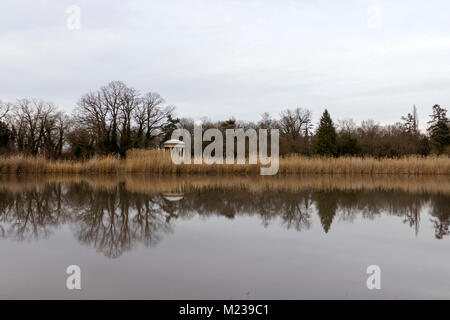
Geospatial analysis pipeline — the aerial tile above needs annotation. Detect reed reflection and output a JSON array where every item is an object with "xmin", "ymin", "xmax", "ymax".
[{"xmin": 0, "ymin": 176, "xmax": 448, "ymax": 258}]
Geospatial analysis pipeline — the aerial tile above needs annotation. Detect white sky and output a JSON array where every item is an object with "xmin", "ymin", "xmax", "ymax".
[{"xmin": 1, "ymin": 0, "xmax": 449, "ymax": 128}]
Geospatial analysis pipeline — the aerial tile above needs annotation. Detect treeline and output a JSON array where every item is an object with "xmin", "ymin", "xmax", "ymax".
[
  {"xmin": 0, "ymin": 81, "xmax": 449, "ymax": 158},
  {"xmin": 0, "ymin": 81, "xmax": 178, "ymax": 158}
]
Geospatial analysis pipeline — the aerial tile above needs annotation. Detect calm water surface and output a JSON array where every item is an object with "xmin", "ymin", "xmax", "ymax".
[{"xmin": 0, "ymin": 175, "xmax": 449, "ymax": 299}]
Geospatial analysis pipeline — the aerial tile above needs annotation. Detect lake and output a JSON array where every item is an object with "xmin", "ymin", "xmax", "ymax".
[{"xmin": 0, "ymin": 175, "xmax": 449, "ymax": 299}]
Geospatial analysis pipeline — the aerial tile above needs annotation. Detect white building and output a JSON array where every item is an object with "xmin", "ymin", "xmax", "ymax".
[{"xmin": 162, "ymin": 139, "xmax": 185, "ymax": 158}]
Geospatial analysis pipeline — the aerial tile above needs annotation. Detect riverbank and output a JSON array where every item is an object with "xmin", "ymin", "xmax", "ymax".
[{"xmin": 0, "ymin": 150, "xmax": 449, "ymax": 175}]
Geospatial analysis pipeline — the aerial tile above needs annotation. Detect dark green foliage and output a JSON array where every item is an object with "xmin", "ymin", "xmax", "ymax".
[
  {"xmin": 427, "ymin": 105, "xmax": 450, "ymax": 154},
  {"xmin": 416, "ymin": 135, "xmax": 431, "ymax": 156},
  {"xmin": 338, "ymin": 132, "xmax": 360, "ymax": 156},
  {"xmin": 314, "ymin": 110, "xmax": 338, "ymax": 156},
  {"xmin": 220, "ymin": 118, "xmax": 237, "ymax": 131},
  {"xmin": 160, "ymin": 115, "xmax": 180, "ymax": 146},
  {"xmin": 0, "ymin": 121, "xmax": 12, "ymax": 150}
]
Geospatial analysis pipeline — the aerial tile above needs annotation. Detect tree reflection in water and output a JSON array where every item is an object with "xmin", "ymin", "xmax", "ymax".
[{"xmin": 0, "ymin": 176, "xmax": 448, "ymax": 258}]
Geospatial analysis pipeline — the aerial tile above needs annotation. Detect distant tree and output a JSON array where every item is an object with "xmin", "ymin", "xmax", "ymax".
[
  {"xmin": 0, "ymin": 121, "xmax": 12, "ymax": 151},
  {"xmin": 338, "ymin": 133, "xmax": 360, "ymax": 156},
  {"xmin": 401, "ymin": 105, "xmax": 419, "ymax": 135},
  {"xmin": 8, "ymin": 99, "xmax": 61, "ymax": 157},
  {"xmin": 356, "ymin": 120, "xmax": 380, "ymax": 156},
  {"xmin": 134, "ymin": 92, "xmax": 175, "ymax": 149},
  {"xmin": 178, "ymin": 117, "xmax": 195, "ymax": 135},
  {"xmin": 427, "ymin": 105, "xmax": 450, "ymax": 154},
  {"xmin": 52, "ymin": 113, "xmax": 71, "ymax": 157},
  {"xmin": 416, "ymin": 134, "xmax": 431, "ymax": 156},
  {"xmin": 0, "ymin": 100, "xmax": 12, "ymax": 152},
  {"xmin": 397, "ymin": 105, "xmax": 431, "ymax": 156},
  {"xmin": 278, "ymin": 108, "xmax": 313, "ymax": 154},
  {"xmin": 337, "ymin": 119, "xmax": 360, "ymax": 156},
  {"xmin": 75, "ymin": 81, "xmax": 176, "ymax": 157},
  {"xmin": 0, "ymin": 100, "xmax": 10, "ymax": 122},
  {"xmin": 220, "ymin": 118, "xmax": 237, "ymax": 131},
  {"xmin": 66, "ymin": 127, "xmax": 95, "ymax": 158},
  {"xmin": 314, "ymin": 110, "xmax": 338, "ymax": 156},
  {"xmin": 257, "ymin": 112, "xmax": 277, "ymax": 129},
  {"xmin": 279, "ymin": 108, "xmax": 312, "ymax": 140},
  {"xmin": 160, "ymin": 114, "xmax": 180, "ymax": 146}
]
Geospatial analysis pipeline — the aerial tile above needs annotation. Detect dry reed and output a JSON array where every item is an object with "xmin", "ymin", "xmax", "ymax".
[{"xmin": 0, "ymin": 150, "xmax": 449, "ymax": 175}]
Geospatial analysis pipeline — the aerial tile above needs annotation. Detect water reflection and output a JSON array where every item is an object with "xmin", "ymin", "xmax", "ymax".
[{"xmin": 0, "ymin": 175, "xmax": 449, "ymax": 258}]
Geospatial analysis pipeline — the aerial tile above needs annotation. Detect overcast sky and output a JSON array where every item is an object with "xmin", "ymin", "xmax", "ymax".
[{"xmin": 1, "ymin": 0, "xmax": 449, "ymax": 128}]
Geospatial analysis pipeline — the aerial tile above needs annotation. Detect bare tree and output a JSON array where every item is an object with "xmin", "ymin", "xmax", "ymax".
[
  {"xmin": 139, "ymin": 92, "xmax": 174, "ymax": 147},
  {"xmin": 279, "ymin": 108, "xmax": 312, "ymax": 140},
  {"xmin": 74, "ymin": 81, "xmax": 176, "ymax": 156},
  {"xmin": 0, "ymin": 100, "xmax": 10, "ymax": 121},
  {"xmin": 257, "ymin": 112, "xmax": 277, "ymax": 129},
  {"xmin": 279, "ymin": 108, "xmax": 312, "ymax": 154},
  {"xmin": 7, "ymin": 99, "xmax": 64, "ymax": 156},
  {"xmin": 118, "ymin": 85, "xmax": 139, "ymax": 153},
  {"xmin": 52, "ymin": 112, "xmax": 72, "ymax": 157}
]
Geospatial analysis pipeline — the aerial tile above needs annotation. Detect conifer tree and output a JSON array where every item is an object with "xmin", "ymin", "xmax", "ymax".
[
  {"xmin": 427, "ymin": 105, "xmax": 449, "ymax": 154},
  {"xmin": 314, "ymin": 109, "xmax": 338, "ymax": 156}
]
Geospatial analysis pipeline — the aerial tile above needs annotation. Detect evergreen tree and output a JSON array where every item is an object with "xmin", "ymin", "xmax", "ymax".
[
  {"xmin": 0, "ymin": 121, "xmax": 11, "ymax": 150},
  {"xmin": 314, "ymin": 109, "xmax": 338, "ymax": 156},
  {"xmin": 161, "ymin": 114, "xmax": 180, "ymax": 145},
  {"xmin": 220, "ymin": 118, "xmax": 237, "ymax": 131},
  {"xmin": 427, "ymin": 105, "xmax": 450, "ymax": 154}
]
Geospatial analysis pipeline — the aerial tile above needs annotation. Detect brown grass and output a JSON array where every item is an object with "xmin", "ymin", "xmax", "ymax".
[{"xmin": 0, "ymin": 150, "xmax": 449, "ymax": 175}]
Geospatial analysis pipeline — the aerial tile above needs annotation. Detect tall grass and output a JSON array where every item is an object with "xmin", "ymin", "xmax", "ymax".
[{"xmin": 0, "ymin": 150, "xmax": 449, "ymax": 175}]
